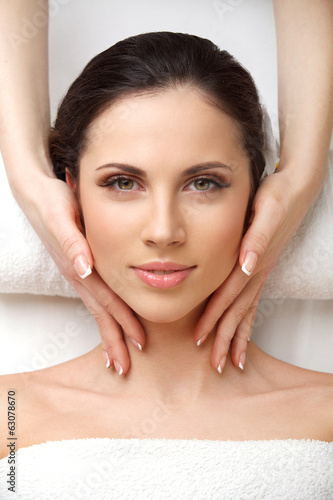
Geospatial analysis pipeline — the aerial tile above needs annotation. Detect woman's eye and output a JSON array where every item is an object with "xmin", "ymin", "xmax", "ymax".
[
  {"xmin": 193, "ymin": 179, "xmax": 212, "ymax": 191},
  {"xmin": 99, "ymin": 176, "xmax": 139, "ymax": 191},
  {"xmin": 186, "ymin": 177, "xmax": 231, "ymax": 192},
  {"xmin": 116, "ymin": 178, "xmax": 134, "ymax": 190}
]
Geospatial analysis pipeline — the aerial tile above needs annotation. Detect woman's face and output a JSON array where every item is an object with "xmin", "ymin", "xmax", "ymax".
[{"xmin": 76, "ymin": 88, "xmax": 251, "ymax": 323}]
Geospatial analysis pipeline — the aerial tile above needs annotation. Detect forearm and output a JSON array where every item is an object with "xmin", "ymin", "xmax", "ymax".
[
  {"xmin": 0, "ymin": 0, "xmax": 52, "ymax": 190},
  {"xmin": 273, "ymin": 0, "xmax": 333, "ymax": 199}
]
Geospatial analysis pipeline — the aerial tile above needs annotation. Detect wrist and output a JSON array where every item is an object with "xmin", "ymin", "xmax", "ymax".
[
  {"xmin": 5, "ymin": 155, "xmax": 56, "ymax": 204},
  {"xmin": 276, "ymin": 154, "xmax": 328, "ymax": 204}
]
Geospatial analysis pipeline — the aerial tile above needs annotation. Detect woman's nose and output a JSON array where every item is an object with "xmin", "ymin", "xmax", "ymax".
[{"xmin": 140, "ymin": 195, "xmax": 186, "ymax": 249}]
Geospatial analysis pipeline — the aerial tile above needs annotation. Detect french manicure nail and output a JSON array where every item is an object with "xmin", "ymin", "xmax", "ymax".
[
  {"xmin": 241, "ymin": 251, "xmax": 258, "ymax": 276},
  {"xmin": 103, "ymin": 350, "xmax": 111, "ymax": 369},
  {"xmin": 113, "ymin": 360, "xmax": 123, "ymax": 376},
  {"xmin": 74, "ymin": 255, "xmax": 92, "ymax": 279},
  {"xmin": 196, "ymin": 334, "xmax": 208, "ymax": 347},
  {"xmin": 239, "ymin": 351, "xmax": 246, "ymax": 370},
  {"xmin": 129, "ymin": 337, "xmax": 142, "ymax": 351},
  {"xmin": 217, "ymin": 356, "xmax": 226, "ymax": 374}
]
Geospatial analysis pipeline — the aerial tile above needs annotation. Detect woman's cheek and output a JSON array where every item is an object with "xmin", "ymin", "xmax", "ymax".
[
  {"xmin": 203, "ymin": 203, "xmax": 247, "ymax": 280},
  {"xmin": 82, "ymin": 201, "xmax": 124, "ymax": 279}
]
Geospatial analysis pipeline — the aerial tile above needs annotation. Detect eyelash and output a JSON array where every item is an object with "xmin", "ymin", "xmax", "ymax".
[{"xmin": 98, "ymin": 174, "xmax": 231, "ymax": 193}]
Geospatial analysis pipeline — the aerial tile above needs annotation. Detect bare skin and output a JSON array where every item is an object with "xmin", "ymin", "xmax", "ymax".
[
  {"xmin": 0, "ymin": 337, "xmax": 333, "ymax": 460},
  {"xmin": 1, "ymin": 1, "xmax": 332, "ymax": 374},
  {"xmin": 1, "ymin": 70, "xmax": 332, "ymax": 463}
]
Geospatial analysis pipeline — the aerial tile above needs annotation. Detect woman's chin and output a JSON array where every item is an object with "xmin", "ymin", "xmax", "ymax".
[
  {"xmin": 134, "ymin": 308, "xmax": 191, "ymax": 325},
  {"xmin": 128, "ymin": 298, "xmax": 209, "ymax": 327}
]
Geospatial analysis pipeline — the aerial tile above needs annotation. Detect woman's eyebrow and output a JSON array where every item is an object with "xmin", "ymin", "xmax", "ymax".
[
  {"xmin": 96, "ymin": 163, "xmax": 146, "ymax": 177},
  {"xmin": 183, "ymin": 161, "xmax": 233, "ymax": 176},
  {"xmin": 95, "ymin": 161, "xmax": 233, "ymax": 176}
]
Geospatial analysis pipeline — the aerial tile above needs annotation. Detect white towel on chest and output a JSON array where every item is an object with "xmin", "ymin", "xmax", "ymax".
[{"xmin": 0, "ymin": 438, "xmax": 332, "ymax": 499}]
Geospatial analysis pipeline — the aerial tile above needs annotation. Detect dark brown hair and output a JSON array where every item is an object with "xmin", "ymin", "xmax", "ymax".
[{"xmin": 49, "ymin": 31, "xmax": 265, "ymax": 195}]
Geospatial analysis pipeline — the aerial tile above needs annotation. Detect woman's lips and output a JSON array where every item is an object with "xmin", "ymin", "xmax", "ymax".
[{"xmin": 131, "ymin": 262, "xmax": 196, "ymax": 289}]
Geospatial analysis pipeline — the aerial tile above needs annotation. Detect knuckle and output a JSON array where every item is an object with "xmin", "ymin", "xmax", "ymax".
[
  {"xmin": 96, "ymin": 290, "xmax": 113, "ymax": 310},
  {"xmin": 105, "ymin": 295, "xmax": 125, "ymax": 320},
  {"xmin": 91, "ymin": 310, "xmax": 108, "ymax": 330},
  {"xmin": 255, "ymin": 191, "xmax": 287, "ymax": 223},
  {"xmin": 222, "ymin": 292, "xmax": 240, "ymax": 312},
  {"xmin": 231, "ymin": 306, "xmax": 249, "ymax": 326},
  {"xmin": 247, "ymin": 301, "xmax": 259, "ymax": 319},
  {"xmin": 62, "ymin": 234, "xmax": 81, "ymax": 260},
  {"xmin": 250, "ymin": 232, "xmax": 270, "ymax": 256},
  {"xmin": 235, "ymin": 320, "xmax": 252, "ymax": 341},
  {"xmin": 215, "ymin": 324, "xmax": 233, "ymax": 349}
]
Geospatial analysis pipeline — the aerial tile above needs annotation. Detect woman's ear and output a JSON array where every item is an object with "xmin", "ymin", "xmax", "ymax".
[{"xmin": 65, "ymin": 169, "xmax": 77, "ymax": 192}]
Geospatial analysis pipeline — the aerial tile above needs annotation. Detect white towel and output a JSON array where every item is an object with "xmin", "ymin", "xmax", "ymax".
[
  {"xmin": 261, "ymin": 150, "xmax": 333, "ymax": 299},
  {"xmin": 1, "ymin": 151, "xmax": 333, "ymax": 299},
  {"xmin": 0, "ymin": 438, "xmax": 332, "ymax": 499}
]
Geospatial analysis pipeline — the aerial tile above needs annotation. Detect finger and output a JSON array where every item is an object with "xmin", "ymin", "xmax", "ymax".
[
  {"xmin": 100, "ymin": 316, "xmax": 129, "ymax": 376},
  {"xmin": 239, "ymin": 190, "xmax": 287, "ymax": 276},
  {"xmin": 49, "ymin": 199, "xmax": 94, "ymax": 280},
  {"xmin": 82, "ymin": 271, "xmax": 145, "ymax": 348},
  {"xmin": 194, "ymin": 263, "xmax": 249, "ymax": 344},
  {"xmin": 210, "ymin": 273, "xmax": 264, "ymax": 371},
  {"xmin": 229, "ymin": 283, "xmax": 265, "ymax": 369},
  {"xmin": 71, "ymin": 279, "xmax": 131, "ymax": 375}
]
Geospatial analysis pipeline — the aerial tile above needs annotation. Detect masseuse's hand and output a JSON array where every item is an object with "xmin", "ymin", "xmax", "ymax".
[
  {"xmin": 0, "ymin": 0, "xmax": 143, "ymax": 375},
  {"xmin": 195, "ymin": 0, "xmax": 333, "ymax": 373},
  {"xmin": 18, "ymin": 164, "xmax": 145, "ymax": 374},
  {"xmin": 194, "ymin": 163, "xmax": 325, "ymax": 372}
]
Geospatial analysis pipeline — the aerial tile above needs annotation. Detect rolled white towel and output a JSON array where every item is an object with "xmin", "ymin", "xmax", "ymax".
[
  {"xmin": 0, "ymin": 158, "xmax": 77, "ymax": 298},
  {"xmin": 0, "ymin": 437, "xmax": 332, "ymax": 499},
  {"xmin": 261, "ymin": 150, "xmax": 333, "ymax": 299}
]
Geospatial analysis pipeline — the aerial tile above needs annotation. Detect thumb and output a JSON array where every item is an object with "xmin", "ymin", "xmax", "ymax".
[
  {"xmin": 54, "ymin": 216, "xmax": 94, "ymax": 280},
  {"xmin": 239, "ymin": 197, "xmax": 283, "ymax": 276}
]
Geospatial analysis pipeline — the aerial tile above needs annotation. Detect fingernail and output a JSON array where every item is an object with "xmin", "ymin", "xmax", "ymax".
[
  {"xmin": 74, "ymin": 255, "xmax": 92, "ymax": 279},
  {"xmin": 196, "ymin": 334, "xmax": 208, "ymax": 347},
  {"xmin": 217, "ymin": 356, "xmax": 226, "ymax": 374},
  {"xmin": 239, "ymin": 351, "xmax": 246, "ymax": 371},
  {"xmin": 103, "ymin": 350, "xmax": 111, "ymax": 369},
  {"xmin": 113, "ymin": 360, "xmax": 123, "ymax": 376},
  {"xmin": 241, "ymin": 251, "xmax": 258, "ymax": 276},
  {"xmin": 129, "ymin": 337, "xmax": 142, "ymax": 351}
]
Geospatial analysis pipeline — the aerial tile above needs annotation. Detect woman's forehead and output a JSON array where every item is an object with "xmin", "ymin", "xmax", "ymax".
[{"xmin": 83, "ymin": 88, "xmax": 246, "ymax": 166}]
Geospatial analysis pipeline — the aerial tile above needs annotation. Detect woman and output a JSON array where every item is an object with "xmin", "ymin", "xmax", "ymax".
[
  {"xmin": 0, "ymin": 32, "xmax": 332, "ymax": 499},
  {"xmin": 1, "ymin": 0, "xmax": 332, "ymax": 374}
]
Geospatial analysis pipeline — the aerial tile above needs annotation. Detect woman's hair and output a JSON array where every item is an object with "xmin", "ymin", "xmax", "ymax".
[{"xmin": 49, "ymin": 31, "xmax": 265, "ymax": 196}]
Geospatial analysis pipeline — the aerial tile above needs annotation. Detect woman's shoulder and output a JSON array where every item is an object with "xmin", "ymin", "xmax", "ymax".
[
  {"xmin": 274, "ymin": 355, "xmax": 333, "ymax": 388},
  {"xmin": 266, "ymin": 353, "xmax": 333, "ymax": 434},
  {"xmin": 257, "ymin": 343, "xmax": 333, "ymax": 387},
  {"xmin": 290, "ymin": 370, "xmax": 333, "ymax": 441},
  {"xmin": 0, "ymin": 349, "xmax": 125, "ymax": 458},
  {"xmin": 0, "ymin": 361, "xmax": 83, "ymax": 459},
  {"xmin": 267, "ymin": 351, "xmax": 333, "ymax": 397}
]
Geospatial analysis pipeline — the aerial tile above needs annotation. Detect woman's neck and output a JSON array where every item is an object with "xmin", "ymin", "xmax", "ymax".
[{"xmin": 88, "ymin": 304, "xmax": 269, "ymax": 405}]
